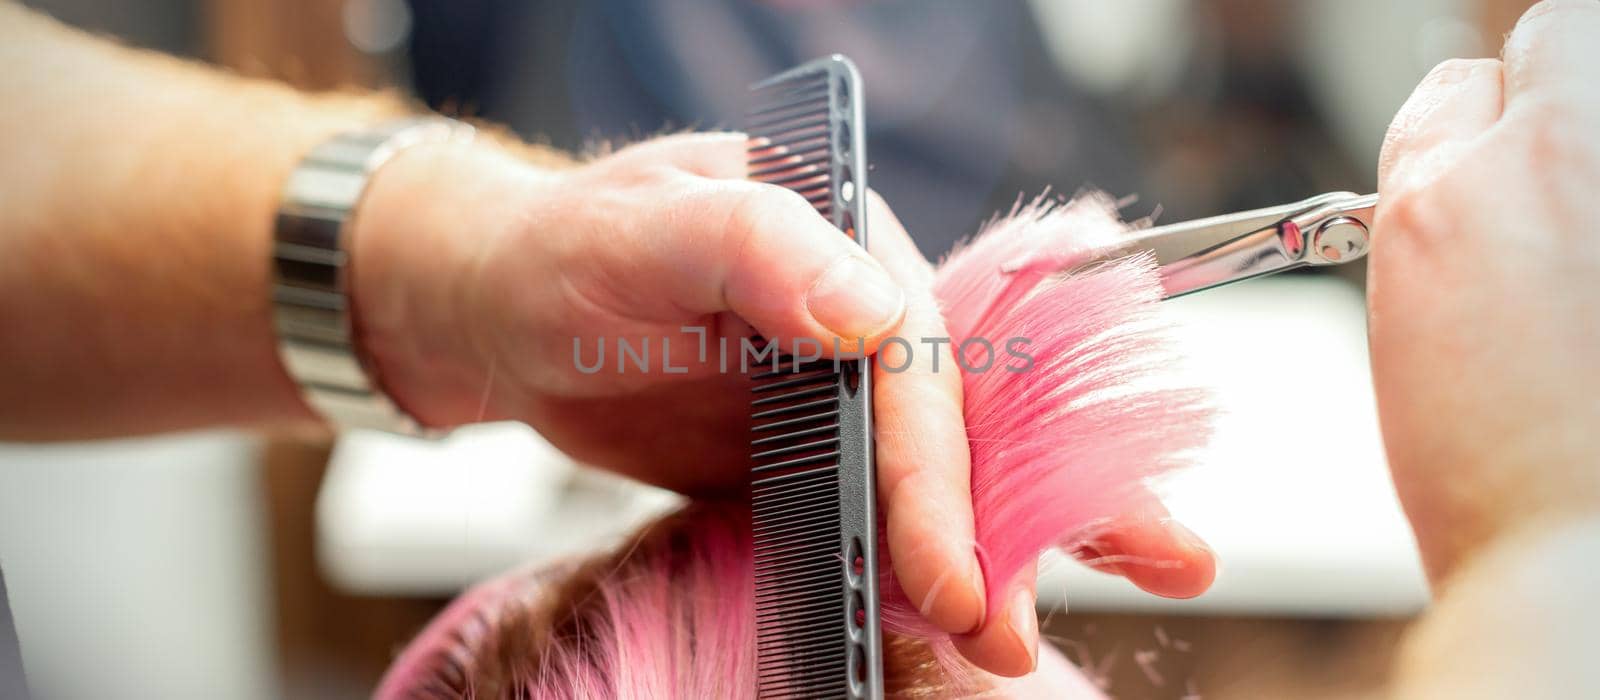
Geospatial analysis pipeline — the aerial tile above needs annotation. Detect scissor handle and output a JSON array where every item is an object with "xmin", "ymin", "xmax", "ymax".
[{"xmin": 1104, "ymin": 192, "xmax": 1377, "ymax": 299}]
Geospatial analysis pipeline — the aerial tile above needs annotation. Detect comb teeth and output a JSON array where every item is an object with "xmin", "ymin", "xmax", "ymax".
[{"xmin": 747, "ymin": 56, "xmax": 882, "ymax": 700}]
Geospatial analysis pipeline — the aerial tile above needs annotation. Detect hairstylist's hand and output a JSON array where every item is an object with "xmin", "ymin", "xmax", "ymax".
[
  {"xmin": 349, "ymin": 131, "xmax": 908, "ymax": 487},
  {"xmin": 348, "ymin": 131, "xmax": 1213, "ymax": 676},
  {"xmin": 1370, "ymin": 0, "xmax": 1600, "ymax": 586}
]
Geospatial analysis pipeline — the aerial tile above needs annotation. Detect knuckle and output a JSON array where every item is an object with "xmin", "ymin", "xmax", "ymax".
[
  {"xmin": 695, "ymin": 184, "xmax": 782, "ymax": 272},
  {"xmin": 1379, "ymin": 189, "xmax": 1426, "ymax": 237},
  {"xmin": 1378, "ymin": 184, "xmax": 1455, "ymax": 253},
  {"xmin": 659, "ymin": 181, "xmax": 724, "ymax": 239},
  {"xmin": 721, "ymin": 183, "xmax": 811, "ymax": 241},
  {"xmin": 1426, "ymin": 57, "xmax": 1481, "ymax": 84},
  {"xmin": 621, "ymin": 165, "xmax": 676, "ymax": 189},
  {"xmin": 583, "ymin": 154, "xmax": 653, "ymax": 187},
  {"xmin": 753, "ymin": 181, "xmax": 816, "ymax": 215},
  {"xmin": 1507, "ymin": 1, "xmax": 1600, "ymax": 60},
  {"xmin": 720, "ymin": 184, "xmax": 774, "ymax": 242},
  {"xmin": 879, "ymin": 457, "xmax": 932, "ymax": 508},
  {"xmin": 1518, "ymin": 0, "xmax": 1593, "ymax": 28}
]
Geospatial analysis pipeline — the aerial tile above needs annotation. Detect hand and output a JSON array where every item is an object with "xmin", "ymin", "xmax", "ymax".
[
  {"xmin": 351, "ymin": 132, "xmax": 907, "ymax": 488},
  {"xmin": 349, "ymin": 132, "xmax": 1213, "ymax": 675},
  {"xmin": 1370, "ymin": 0, "xmax": 1600, "ymax": 586}
]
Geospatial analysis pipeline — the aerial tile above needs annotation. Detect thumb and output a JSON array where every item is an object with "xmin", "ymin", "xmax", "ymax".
[
  {"xmin": 694, "ymin": 182, "xmax": 908, "ymax": 354},
  {"xmin": 577, "ymin": 133, "xmax": 907, "ymax": 354},
  {"xmin": 651, "ymin": 180, "xmax": 909, "ymax": 354},
  {"xmin": 606, "ymin": 131, "xmax": 750, "ymax": 179}
]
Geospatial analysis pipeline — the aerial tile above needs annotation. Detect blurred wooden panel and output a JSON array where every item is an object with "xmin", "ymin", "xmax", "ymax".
[
  {"xmin": 1043, "ymin": 612, "xmax": 1408, "ymax": 699},
  {"xmin": 262, "ymin": 436, "xmax": 445, "ymax": 699},
  {"xmin": 204, "ymin": 0, "xmax": 376, "ymax": 89}
]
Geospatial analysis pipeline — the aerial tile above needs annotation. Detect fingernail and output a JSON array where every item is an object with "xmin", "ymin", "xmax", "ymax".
[
  {"xmin": 959, "ymin": 554, "xmax": 988, "ymax": 634},
  {"xmin": 1170, "ymin": 521, "xmax": 1212, "ymax": 555},
  {"xmin": 806, "ymin": 256, "xmax": 905, "ymax": 340},
  {"xmin": 1007, "ymin": 586, "xmax": 1039, "ymax": 673}
]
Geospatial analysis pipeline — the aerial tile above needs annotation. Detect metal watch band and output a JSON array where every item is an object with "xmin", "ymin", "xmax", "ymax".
[{"xmin": 271, "ymin": 117, "xmax": 474, "ymax": 435}]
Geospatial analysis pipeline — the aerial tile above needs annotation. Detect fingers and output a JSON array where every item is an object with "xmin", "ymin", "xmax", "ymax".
[
  {"xmin": 589, "ymin": 134, "xmax": 909, "ymax": 355},
  {"xmin": 1067, "ymin": 495, "xmax": 1216, "ymax": 599},
  {"xmin": 952, "ymin": 560, "xmax": 1039, "ymax": 678},
  {"xmin": 864, "ymin": 194, "xmax": 988, "ymax": 640},
  {"xmin": 605, "ymin": 131, "xmax": 749, "ymax": 179},
  {"xmin": 628, "ymin": 178, "xmax": 907, "ymax": 355},
  {"xmin": 1502, "ymin": 0, "xmax": 1600, "ymax": 106},
  {"xmin": 1378, "ymin": 58, "xmax": 1504, "ymax": 193},
  {"xmin": 713, "ymin": 183, "xmax": 908, "ymax": 350}
]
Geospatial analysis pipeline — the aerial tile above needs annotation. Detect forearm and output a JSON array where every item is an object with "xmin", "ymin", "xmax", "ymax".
[
  {"xmin": 1394, "ymin": 515, "xmax": 1600, "ymax": 698},
  {"xmin": 0, "ymin": 5, "xmax": 407, "ymax": 438}
]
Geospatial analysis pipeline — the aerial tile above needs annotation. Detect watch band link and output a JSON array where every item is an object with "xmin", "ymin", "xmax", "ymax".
[{"xmin": 272, "ymin": 117, "xmax": 474, "ymax": 435}]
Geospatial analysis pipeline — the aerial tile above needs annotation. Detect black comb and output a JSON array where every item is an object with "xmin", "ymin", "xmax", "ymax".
[{"xmin": 746, "ymin": 55, "xmax": 883, "ymax": 700}]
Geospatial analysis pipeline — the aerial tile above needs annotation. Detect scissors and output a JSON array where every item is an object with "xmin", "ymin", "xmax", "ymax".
[{"xmin": 1098, "ymin": 192, "xmax": 1379, "ymax": 298}]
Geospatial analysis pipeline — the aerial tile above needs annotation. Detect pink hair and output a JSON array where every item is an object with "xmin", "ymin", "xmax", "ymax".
[
  {"xmin": 378, "ymin": 194, "xmax": 1212, "ymax": 698},
  {"xmin": 879, "ymin": 193, "xmax": 1212, "ymax": 663}
]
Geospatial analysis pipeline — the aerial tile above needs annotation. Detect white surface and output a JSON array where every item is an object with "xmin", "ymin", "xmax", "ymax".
[
  {"xmin": 316, "ymin": 422, "xmax": 682, "ymax": 595},
  {"xmin": 1037, "ymin": 276, "xmax": 1429, "ymax": 616},
  {"xmin": 0, "ymin": 432, "xmax": 276, "ymax": 700}
]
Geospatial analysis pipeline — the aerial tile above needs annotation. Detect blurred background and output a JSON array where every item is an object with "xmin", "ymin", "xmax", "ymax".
[{"xmin": 0, "ymin": 1, "xmax": 1533, "ymax": 698}]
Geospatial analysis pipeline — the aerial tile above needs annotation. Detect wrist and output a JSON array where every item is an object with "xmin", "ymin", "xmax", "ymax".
[
  {"xmin": 252, "ymin": 104, "xmax": 412, "ymax": 426},
  {"xmin": 1397, "ymin": 433, "xmax": 1600, "ymax": 586},
  {"xmin": 1396, "ymin": 515, "xmax": 1600, "ymax": 698},
  {"xmin": 346, "ymin": 138, "xmax": 551, "ymax": 428}
]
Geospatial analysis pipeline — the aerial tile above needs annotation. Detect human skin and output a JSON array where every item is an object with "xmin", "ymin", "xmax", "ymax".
[
  {"xmin": 0, "ymin": 3, "xmax": 1212, "ymax": 676},
  {"xmin": 7, "ymin": 0, "xmax": 1599, "ymax": 689},
  {"xmin": 1370, "ymin": 0, "xmax": 1600, "ymax": 695},
  {"xmin": 1370, "ymin": 0, "xmax": 1600, "ymax": 586},
  {"xmin": 356, "ymin": 138, "xmax": 1216, "ymax": 676}
]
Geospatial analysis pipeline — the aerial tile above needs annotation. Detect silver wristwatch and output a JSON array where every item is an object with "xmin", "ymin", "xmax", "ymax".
[{"xmin": 271, "ymin": 117, "xmax": 474, "ymax": 435}]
